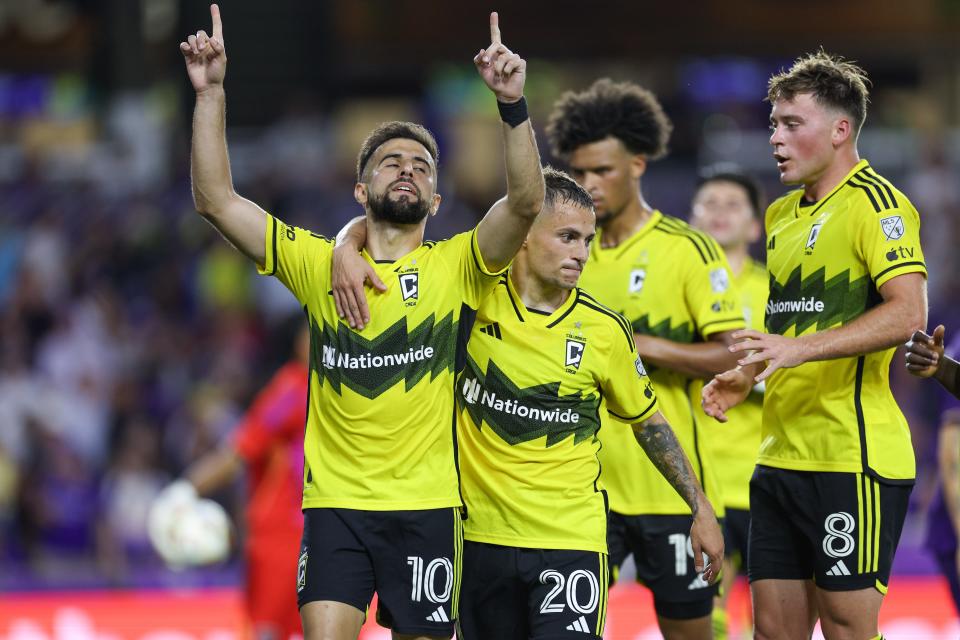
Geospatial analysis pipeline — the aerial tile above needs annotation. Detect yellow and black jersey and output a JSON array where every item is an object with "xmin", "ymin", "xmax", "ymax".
[
  {"xmin": 761, "ymin": 160, "xmax": 926, "ymax": 482},
  {"xmin": 258, "ymin": 214, "xmax": 505, "ymax": 510},
  {"xmin": 696, "ymin": 257, "xmax": 768, "ymax": 510},
  {"xmin": 578, "ymin": 211, "xmax": 744, "ymax": 515},
  {"xmin": 456, "ymin": 279, "xmax": 659, "ymax": 553}
]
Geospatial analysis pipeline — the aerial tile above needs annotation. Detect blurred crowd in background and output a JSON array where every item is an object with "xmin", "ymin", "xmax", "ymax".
[{"xmin": 2, "ymin": 0, "xmax": 960, "ymax": 591}]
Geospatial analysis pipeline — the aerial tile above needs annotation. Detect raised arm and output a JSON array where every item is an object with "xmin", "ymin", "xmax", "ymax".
[
  {"xmin": 472, "ymin": 12, "xmax": 545, "ymax": 272},
  {"xmin": 181, "ymin": 4, "xmax": 268, "ymax": 266},
  {"xmin": 632, "ymin": 412, "xmax": 723, "ymax": 581}
]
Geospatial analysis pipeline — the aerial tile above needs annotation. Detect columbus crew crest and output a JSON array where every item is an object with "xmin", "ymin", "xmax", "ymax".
[
  {"xmin": 565, "ymin": 338, "xmax": 585, "ymax": 372},
  {"xmin": 399, "ymin": 272, "xmax": 419, "ymax": 304}
]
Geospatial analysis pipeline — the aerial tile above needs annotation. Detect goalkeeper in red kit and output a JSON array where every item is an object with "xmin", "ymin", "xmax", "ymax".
[{"xmin": 156, "ymin": 320, "xmax": 309, "ymax": 640}]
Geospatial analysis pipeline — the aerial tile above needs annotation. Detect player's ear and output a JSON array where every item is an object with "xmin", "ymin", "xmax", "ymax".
[
  {"xmin": 429, "ymin": 193, "xmax": 441, "ymax": 217},
  {"xmin": 832, "ymin": 116, "xmax": 852, "ymax": 147},
  {"xmin": 354, "ymin": 182, "xmax": 368, "ymax": 206},
  {"xmin": 630, "ymin": 154, "xmax": 647, "ymax": 181}
]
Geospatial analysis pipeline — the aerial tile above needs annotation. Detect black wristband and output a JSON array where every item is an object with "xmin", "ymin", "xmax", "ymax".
[{"xmin": 497, "ymin": 97, "xmax": 528, "ymax": 128}]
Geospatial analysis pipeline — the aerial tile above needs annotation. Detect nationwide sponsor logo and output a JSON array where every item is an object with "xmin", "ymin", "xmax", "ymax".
[
  {"xmin": 766, "ymin": 297, "xmax": 825, "ymax": 315},
  {"xmin": 710, "ymin": 268, "xmax": 730, "ymax": 293},
  {"xmin": 885, "ymin": 246, "xmax": 915, "ymax": 262},
  {"xmin": 629, "ymin": 268, "xmax": 646, "ymax": 294},
  {"xmin": 457, "ymin": 357, "xmax": 601, "ymax": 446},
  {"xmin": 321, "ymin": 344, "xmax": 434, "ymax": 370},
  {"xmin": 310, "ymin": 313, "xmax": 455, "ymax": 398},
  {"xmin": 880, "ymin": 215, "xmax": 904, "ymax": 240},
  {"xmin": 461, "ymin": 376, "xmax": 583, "ymax": 425}
]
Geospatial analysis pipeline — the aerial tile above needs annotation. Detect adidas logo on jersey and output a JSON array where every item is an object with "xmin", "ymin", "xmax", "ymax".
[
  {"xmin": 480, "ymin": 323, "xmax": 502, "ymax": 339},
  {"xmin": 565, "ymin": 616, "xmax": 590, "ymax": 633},
  {"xmin": 826, "ymin": 559, "xmax": 851, "ymax": 576},
  {"xmin": 425, "ymin": 606, "xmax": 449, "ymax": 623}
]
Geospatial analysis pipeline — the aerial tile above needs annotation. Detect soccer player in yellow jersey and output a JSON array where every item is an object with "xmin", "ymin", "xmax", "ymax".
[
  {"xmin": 689, "ymin": 168, "xmax": 768, "ymax": 639},
  {"xmin": 334, "ymin": 169, "xmax": 725, "ymax": 639},
  {"xmin": 180, "ymin": 8, "xmax": 545, "ymax": 640},
  {"xmin": 546, "ymin": 80, "xmax": 743, "ymax": 639},
  {"xmin": 703, "ymin": 52, "xmax": 928, "ymax": 640}
]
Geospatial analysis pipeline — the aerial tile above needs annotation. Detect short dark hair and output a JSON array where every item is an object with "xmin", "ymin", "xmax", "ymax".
[
  {"xmin": 542, "ymin": 166, "xmax": 594, "ymax": 212},
  {"xmin": 697, "ymin": 164, "xmax": 764, "ymax": 218},
  {"xmin": 356, "ymin": 121, "xmax": 439, "ymax": 182},
  {"xmin": 546, "ymin": 78, "xmax": 672, "ymax": 159},
  {"xmin": 767, "ymin": 50, "xmax": 871, "ymax": 137}
]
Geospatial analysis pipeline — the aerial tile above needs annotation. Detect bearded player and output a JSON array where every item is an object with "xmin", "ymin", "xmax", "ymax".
[{"xmin": 180, "ymin": 7, "xmax": 544, "ymax": 640}]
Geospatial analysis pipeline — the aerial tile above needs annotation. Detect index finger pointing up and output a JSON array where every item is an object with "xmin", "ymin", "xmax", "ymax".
[
  {"xmin": 211, "ymin": 4, "xmax": 223, "ymax": 40},
  {"xmin": 489, "ymin": 11, "xmax": 501, "ymax": 45}
]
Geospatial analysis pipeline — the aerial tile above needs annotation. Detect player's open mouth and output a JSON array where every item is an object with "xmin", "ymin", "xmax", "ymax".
[
  {"xmin": 391, "ymin": 182, "xmax": 419, "ymax": 197},
  {"xmin": 773, "ymin": 154, "xmax": 788, "ymax": 169}
]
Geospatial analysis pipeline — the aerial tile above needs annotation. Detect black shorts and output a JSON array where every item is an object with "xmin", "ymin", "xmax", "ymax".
[
  {"xmin": 607, "ymin": 512, "xmax": 717, "ymax": 619},
  {"xmin": 723, "ymin": 507, "xmax": 750, "ymax": 572},
  {"xmin": 457, "ymin": 541, "xmax": 608, "ymax": 640},
  {"xmin": 748, "ymin": 465, "xmax": 911, "ymax": 593},
  {"xmin": 297, "ymin": 507, "xmax": 463, "ymax": 636}
]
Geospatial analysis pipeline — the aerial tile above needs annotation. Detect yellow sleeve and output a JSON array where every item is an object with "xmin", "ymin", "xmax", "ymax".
[
  {"xmin": 257, "ymin": 214, "xmax": 333, "ymax": 305},
  {"xmin": 437, "ymin": 229, "xmax": 510, "ymax": 309},
  {"xmin": 601, "ymin": 315, "xmax": 660, "ymax": 424},
  {"xmin": 685, "ymin": 235, "xmax": 746, "ymax": 339},
  {"xmin": 855, "ymin": 203, "xmax": 927, "ymax": 289}
]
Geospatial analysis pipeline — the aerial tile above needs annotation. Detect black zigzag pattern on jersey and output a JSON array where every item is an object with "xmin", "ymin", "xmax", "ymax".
[
  {"xmin": 631, "ymin": 315, "xmax": 695, "ymax": 344},
  {"xmin": 765, "ymin": 266, "xmax": 876, "ymax": 335},
  {"xmin": 309, "ymin": 312, "xmax": 456, "ymax": 398},
  {"xmin": 456, "ymin": 355, "xmax": 601, "ymax": 447},
  {"xmin": 654, "ymin": 215, "xmax": 721, "ymax": 264}
]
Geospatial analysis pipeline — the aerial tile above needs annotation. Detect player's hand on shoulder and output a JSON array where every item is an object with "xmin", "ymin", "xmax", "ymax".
[
  {"xmin": 148, "ymin": 480, "xmax": 232, "ymax": 569},
  {"xmin": 905, "ymin": 324, "xmax": 945, "ymax": 378},
  {"xmin": 472, "ymin": 12, "xmax": 526, "ymax": 103},
  {"xmin": 179, "ymin": 4, "xmax": 227, "ymax": 93},
  {"xmin": 331, "ymin": 243, "xmax": 386, "ymax": 331}
]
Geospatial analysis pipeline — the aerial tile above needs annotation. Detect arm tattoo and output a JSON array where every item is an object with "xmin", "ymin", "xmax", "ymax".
[{"xmin": 633, "ymin": 418, "xmax": 701, "ymax": 516}]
